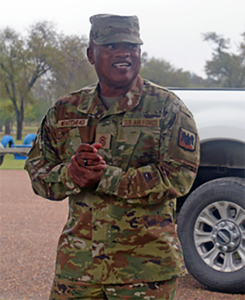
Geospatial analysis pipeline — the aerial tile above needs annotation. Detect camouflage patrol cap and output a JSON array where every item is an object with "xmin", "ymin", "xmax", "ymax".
[{"xmin": 89, "ymin": 14, "xmax": 143, "ymax": 45}]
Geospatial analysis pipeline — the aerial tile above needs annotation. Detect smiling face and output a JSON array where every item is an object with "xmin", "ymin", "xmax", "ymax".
[{"xmin": 87, "ymin": 42, "xmax": 141, "ymax": 96}]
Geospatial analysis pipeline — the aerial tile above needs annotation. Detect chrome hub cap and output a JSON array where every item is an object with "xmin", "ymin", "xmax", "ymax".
[
  {"xmin": 194, "ymin": 201, "xmax": 245, "ymax": 272},
  {"xmin": 212, "ymin": 220, "xmax": 241, "ymax": 252}
]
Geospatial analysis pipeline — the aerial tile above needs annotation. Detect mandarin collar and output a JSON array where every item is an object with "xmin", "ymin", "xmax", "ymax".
[{"xmin": 77, "ymin": 75, "xmax": 143, "ymax": 118}]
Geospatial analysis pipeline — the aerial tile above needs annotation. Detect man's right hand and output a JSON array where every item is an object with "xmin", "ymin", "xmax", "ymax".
[{"xmin": 68, "ymin": 143, "xmax": 107, "ymax": 188}]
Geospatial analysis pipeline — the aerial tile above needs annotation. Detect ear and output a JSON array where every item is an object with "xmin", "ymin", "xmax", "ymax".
[{"xmin": 87, "ymin": 47, "xmax": 94, "ymax": 65}]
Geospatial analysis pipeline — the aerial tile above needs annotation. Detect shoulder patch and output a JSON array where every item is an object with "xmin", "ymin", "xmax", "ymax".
[{"xmin": 178, "ymin": 127, "xmax": 197, "ymax": 151}]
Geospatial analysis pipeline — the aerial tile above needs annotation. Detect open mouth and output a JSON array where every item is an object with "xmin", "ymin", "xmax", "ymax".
[{"xmin": 112, "ymin": 62, "xmax": 131, "ymax": 68}]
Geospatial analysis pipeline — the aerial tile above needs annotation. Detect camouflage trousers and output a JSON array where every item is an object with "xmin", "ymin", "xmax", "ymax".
[{"xmin": 49, "ymin": 275, "xmax": 177, "ymax": 300}]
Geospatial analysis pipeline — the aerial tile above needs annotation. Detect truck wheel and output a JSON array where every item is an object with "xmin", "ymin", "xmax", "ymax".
[{"xmin": 177, "ymin": 177, "xmax": 245, "ymax": 293}]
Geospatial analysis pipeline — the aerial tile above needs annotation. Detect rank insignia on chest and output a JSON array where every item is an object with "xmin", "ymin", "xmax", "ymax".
[
  {"xmin": 178, "ymin": 127, "xmax": 197, "ymax": 151},
  {"xmin": 95, "ymin": 133, "xmax": 111, "ymax": 149}
]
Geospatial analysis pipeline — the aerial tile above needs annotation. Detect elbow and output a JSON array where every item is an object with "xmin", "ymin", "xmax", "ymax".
[{"xmin": 32, "ymin": 184, "xmax": 66, "ymax": 201}]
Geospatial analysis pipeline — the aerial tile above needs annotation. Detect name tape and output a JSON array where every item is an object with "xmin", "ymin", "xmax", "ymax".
[
  {"xmin": 57, "ymin": 119, "xmax": 88, "ymax": 128},
  {"xmin": 122, "ymin": 119, "xmax": 160, "ymax": 127}
]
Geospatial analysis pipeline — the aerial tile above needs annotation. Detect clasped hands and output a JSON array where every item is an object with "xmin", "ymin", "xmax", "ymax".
[{"xmin": 68, "ymin": 143, "xmax": 106, "ymax": 188}]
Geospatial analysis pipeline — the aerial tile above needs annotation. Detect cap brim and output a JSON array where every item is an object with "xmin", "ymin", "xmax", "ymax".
[{"xmin": 93, "ymin": 33, "xmax": 143, "ymax": 45}]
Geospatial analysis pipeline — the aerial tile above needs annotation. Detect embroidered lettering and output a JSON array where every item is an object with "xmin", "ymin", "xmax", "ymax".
[
  {"xmin": 122, "ymin": 119, "xmax": 159, "ymax": 127},
  {"xmin": 57, "ymin": 119, "xmax": 88, "ymax": 128}
]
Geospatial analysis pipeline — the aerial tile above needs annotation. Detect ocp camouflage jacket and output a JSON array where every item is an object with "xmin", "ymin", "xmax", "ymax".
[{"xmin": 25, "ymin": 75, "xmax": 200, "ymax": 284}]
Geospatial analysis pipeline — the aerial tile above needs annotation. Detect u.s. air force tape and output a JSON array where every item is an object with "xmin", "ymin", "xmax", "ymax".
[{"xmin": 122, "ymin": 119, "xmax": 160, "ymax": 127}]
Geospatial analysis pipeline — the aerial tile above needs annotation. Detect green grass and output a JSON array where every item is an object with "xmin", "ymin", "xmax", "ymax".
[{"xmin": 0, "ymin": 154, "xmax": 26, "ymax": 170}]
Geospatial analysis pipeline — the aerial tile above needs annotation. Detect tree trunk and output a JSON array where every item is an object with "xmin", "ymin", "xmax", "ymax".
[
  {"xmin": 5, "ymin": 121, "xmax": 11, "ymax": 134},
  {"xmin": 16, "ymin": 115, "xmax": 23, "ymax": 140},
  {"xmin": 16, "ymin": 97, "xmax": 24, "ymax": 140}
]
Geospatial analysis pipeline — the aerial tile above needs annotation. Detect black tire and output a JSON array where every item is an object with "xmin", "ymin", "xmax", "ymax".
[{"xmin": 177, "ymin": 177, "xmax": 245, "ymax": 294}]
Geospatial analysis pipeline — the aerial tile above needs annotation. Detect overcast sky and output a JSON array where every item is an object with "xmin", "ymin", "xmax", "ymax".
[{"xmin": 1, "ymin": 0, "xmax": 244, "ymax": 78}]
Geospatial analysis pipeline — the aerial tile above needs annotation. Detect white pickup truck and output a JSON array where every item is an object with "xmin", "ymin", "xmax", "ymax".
[{"xmin": 172, "ymin": 88, "xmax": 245, "ymax": 294}]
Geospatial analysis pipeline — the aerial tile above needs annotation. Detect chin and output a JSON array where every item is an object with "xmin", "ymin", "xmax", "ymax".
[{"xmin": 113, "ymin": 74, "xmax": 137, "ymax": 85}]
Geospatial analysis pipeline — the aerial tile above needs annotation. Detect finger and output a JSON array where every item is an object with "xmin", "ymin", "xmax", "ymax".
[
  {"xmin": 75, "ymin": 153, "xmax": 104, "ymax": 166},
  {"xmin": 92, "ymin": 143, "xmax": 102, "ymax": 150},
  {"xmin": 76, "ymin": 143, "xmax": 98, "ymax": 154},
  {"xmin": 70, "ymin": 155, "xmax": 101, "ymax": 171},
  {"xmin": 83, "ymin": 158, "xmax": 106, "ymax": 167},
  {"xmin": 71, "ymin": 155, "xmax": 80, "ymax": 168},
  {"xmin": 68, "ymin": 157, "xmax": 105, "ymax": 188},
  {"xmin": 81, "ymin": 158, "xmax": 106, "ymax": 168},
  {"xmin": 88, "ymin": 164, "xmax": 107, "ymax": 171}
]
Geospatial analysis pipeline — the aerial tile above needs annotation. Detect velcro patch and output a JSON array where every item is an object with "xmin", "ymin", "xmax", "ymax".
[
  {"xmin": 178, "ymin": 128, "xmax": 197, "ymax": 151},
  {"xmin": 57, "ymin": 119, "xmax": 88, "ymax": 128},
  {"xmin": 122, "ymin": 119, "xmax": 160, "ymax": 127},
  {"xmin": 95, "ymin": 133, "xmax": 111, "ymax": 149}
]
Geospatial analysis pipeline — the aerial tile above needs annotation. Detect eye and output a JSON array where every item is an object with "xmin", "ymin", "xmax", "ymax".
[
  {"xmin": 124, "ymin": 43, "xmax": 138, "ymax": 51},
  {"xmin": 127, "ymin": 43, "xmax": 138, "ymax": 50},
  {"xmin": 106, "ymin": 44, "xmax": 115, "ymax": 50}
]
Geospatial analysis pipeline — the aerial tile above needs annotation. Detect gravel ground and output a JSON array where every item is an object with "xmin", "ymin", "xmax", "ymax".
[{"xmin": 0, "ymin": 170, "xmax": 243, "ymax": 300}]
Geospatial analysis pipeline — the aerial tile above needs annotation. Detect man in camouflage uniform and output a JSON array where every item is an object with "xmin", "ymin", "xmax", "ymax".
[{"xmin": 25, "ymin": 14, "xmax": 199, "ymax": 300}]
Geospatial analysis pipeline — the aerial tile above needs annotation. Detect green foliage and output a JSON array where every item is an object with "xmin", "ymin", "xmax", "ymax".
[
  {"xmin": 32, "ymin": 99, "xmax": 51, "ymax": 122},
  {"xmin": 24, "ymin": 104, "xmax": 37, "ymax": 123},
  {"xmin": 203, "ymin": 32, "xmax": 245, "ymax": 87},
  {"xmin": 0, "ymin": 21, "xmax": 96, "ymax": 140},
  {"xmin": 0, "ymin": 98, "xmax": 15, "ymax": 123},
  {"xmin": 0, "ymin": 98, "xmax": 15, "ymax": 134},
  {"xmin": 140, "ymin": 52, "xmax": 191, "ymax": 87},
  {"xmin": 0, "ymin": 23, "xmax": 58, "ymax": 139},
  {"xmin": 50, "ymin": 34, "xmax": 97, "ymax": 98},
  {"xmin": 24, "ymin": 96, "xmax": 51, "ymax": 123},
  {"xmin": 30, "ymin": 35, "xmax": 98, "ymax": 116}
]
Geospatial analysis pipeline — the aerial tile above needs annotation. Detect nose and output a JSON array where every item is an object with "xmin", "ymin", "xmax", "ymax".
[{"xmin": 115, "ymin": 46, "xmax": 130, "ymax": 57}]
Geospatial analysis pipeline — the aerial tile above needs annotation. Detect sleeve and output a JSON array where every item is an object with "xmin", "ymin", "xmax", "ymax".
[
  {"xmin": 95, "ymin": 94, "xmax": 200, "ymax": 206},
  {"xmin": 24, "ymin": 106, "xmax": 81, "ymax": 200}
]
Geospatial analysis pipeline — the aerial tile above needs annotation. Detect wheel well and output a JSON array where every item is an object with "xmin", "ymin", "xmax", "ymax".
[
  {"xmin": 200, "ymin": 139, "xmax": 245, "ymax": 168},
  {"xmin": 177, "ymin": 139, "xmax": 245, "ymax": 212}
]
